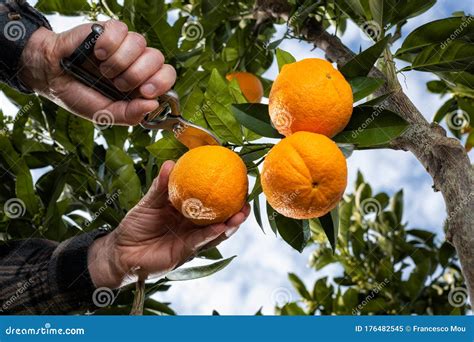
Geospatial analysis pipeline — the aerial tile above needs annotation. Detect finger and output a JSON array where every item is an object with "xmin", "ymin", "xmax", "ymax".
[
  {"xmin": 199, "ymin": 225, "xmax": 241, "ymax": 251},
  {"xmin": 114, "ymin": 48, "xmax": 165, "ymax": 92},
  {"xmin": 100, "ymin": 32, "xmax": 148, "ymax": 78},
  {"xmin": 104, "ymin": 97, "xmax": 159, "ymax": 125},
  {"xmin": 139, "ymin": 64, "xmax": 177, "ymax": 99},
  {"xmin": 225, "ymin": 204, "xmax": 251, "ymax": 227},
  {"xmin": 190, "ymin": 224, "xmax": 229, "ymax": 251},
  {"xmin": 56, "ymin": 23, "xmax": 100, "ymax": 58},
  {"xmin": 139, "ymin": 161, "xmax": 175, "ymax": 208},
  {"xmin": 94, "ymin": 19, "xmax": 129, "ymax": 60},
  {"xmin": 51, "ymin": 74, "xmax": 158, "ymax": 125}
]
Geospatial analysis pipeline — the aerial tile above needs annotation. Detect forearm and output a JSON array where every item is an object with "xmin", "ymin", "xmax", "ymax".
[{"xmin": 0, "ymin": 230, "xmax": 108, "ymax": 314}]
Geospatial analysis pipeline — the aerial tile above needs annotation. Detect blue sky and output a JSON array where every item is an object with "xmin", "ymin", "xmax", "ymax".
[{"xmin": 3, "ymin": 0, "xmax": 472, "ymax": 315}]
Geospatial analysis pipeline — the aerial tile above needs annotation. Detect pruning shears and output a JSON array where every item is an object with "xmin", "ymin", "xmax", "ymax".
[{"xmin": 60, "ymin": 24, "xmax": 220, "ymax": 149}]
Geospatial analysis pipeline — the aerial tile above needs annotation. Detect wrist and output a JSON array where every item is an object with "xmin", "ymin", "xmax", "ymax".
[
  {"xmin": 19, "ymin": 27, "xmax": 58, "ymax": 93},
  {"xmin": 88, "ymin": 231, "xmax": 126, "ymax": 289}
]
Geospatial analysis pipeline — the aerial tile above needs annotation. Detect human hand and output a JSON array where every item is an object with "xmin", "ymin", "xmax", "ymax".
[
  {"xmin": 87, "ymin": 161, "xmax": 250, "ymax": 288},
  {"xmin": 19, "ymin": 20, "xmax": 176, "ymax": 125}
]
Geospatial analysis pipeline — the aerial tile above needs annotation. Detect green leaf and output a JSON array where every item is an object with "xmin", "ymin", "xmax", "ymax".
[
  {"xmin": 0, "ymin": 136, "xmax": 40, "ymax": 215},
  {"xmin": 334, "ymin": 105, "xmax": 409, "ymax": 148},
  {"xmin": 35, "ymin": 0, "xmax": 91, "ymax": 15},
  {"xmin": 401, "ymin": 40, "xmax": 474, "ymax": 73},
  {"xmin": 146, "ymin": 134, "xmax": 187, "ymax": 165},
  {"xmin": 340, "ymin": 35, "xmax": 391, "ymax": 78},
  {"xmin": 276, "ymin": 48, "xmax": 296, "ymax": 71},
  {"xmin": 203, "ymin": 96, "xmax": 243, "ymax": 144},
  {"xmin": 102, "ymin": 126, "xmax": 129, "ymax": 148},
  {"xmin": 106, "ymin": 146, "xmax": 141, "ymax": 210},
  {"xmin": 426, "ymin": 80, "xmax": 449, "ymax": 94},
  {"xmin": 166, "ymin": 256, "xmax": 236, "ymax": 281},
  {"xmin": 144, "ymin": 299, "xmax": 176, "ymax": 315},
  {"xmin": 390, "ymin": 189, "xmax": 404, "ymax": 224},
  {"xmin": 253, "ymin": 196, "xmax": 264, "ymax": 233},
  {"xmin": 196, "ymin": 247, "xmax": 223, "ymax": 260},
  {"xmin": 279, "ymin": 303, "xmax": 306, "ymax": 315},
  {"xmin": 288, "ymin": 273, "xmax": 312, "ymax": 300},
  {"xmin": 248, "ymin": 173, "xmax": 263, "ymax": 202},
  {"xmin": 439, "ymin": 242, "xmax": 456, "ymax": 267},
  {"xmin": 396, "ymin": 17, "xmax": 474, "ymax": 58},
  {"xmin": 266, "ymin": 201, "xmax": 278, "ymax": 236},
  {"xmin": 349, "ymin": 77, "xmax": 385, "ymax": 102},
  {"xmin": 433, "ymin": 98, "xmax": 457, "ymax": 123},
  {"xmin": 405, "ymin": 258, "xmax": 431, "ymax": 299},
  {"xmin": 268, "ymin": 203, "xmax": 311, "ymax": 253},
  {"xmin": 232, "ymin": 104, "xmax": 283, "ymax": 138},
  {"xmin": 317, "ymin": 207, "xmax": 339, "ymax": 252}
]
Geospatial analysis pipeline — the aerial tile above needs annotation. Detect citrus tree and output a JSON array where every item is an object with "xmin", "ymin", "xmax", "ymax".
[
  {"xmin": 0, "ymin": 0, "xmax": 472, "ymax": 313},
  {"xmin": 276, "ymin": 172, "xmax": 468, "ymax": 315}
]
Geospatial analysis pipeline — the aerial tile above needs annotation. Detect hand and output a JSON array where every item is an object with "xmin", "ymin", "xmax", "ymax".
[
  {"xmin": 19, "ymin": 20, "xmax": 176, "ymax": 125},
  {"xmin": 88, "ymin": 161, "xmax": 251, "ymax": 288}
]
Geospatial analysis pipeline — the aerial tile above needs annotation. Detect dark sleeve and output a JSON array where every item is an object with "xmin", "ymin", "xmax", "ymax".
[
  {"xmin": 0, "ymin": 229, "xmax": 109, "ymax": 314},
  {"xmin": 0, "ymin": 0, "xmax": 51, "ymax": 93}
]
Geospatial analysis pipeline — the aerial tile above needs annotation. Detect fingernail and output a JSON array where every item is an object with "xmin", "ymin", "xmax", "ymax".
[
  {"xmin": 141, "ymin": 83, "xmax": 157, "ymax": 97},
  {"xmin": 225, "ymin": 227, "xmax": 239, "ymax": 238},
  {"xmin": 96, "ymin": 48, "xmax": 107, "ymax": 60},
  {"xmin": 115, "ymin": 78, "xmax": 128, "ymax": 90}
]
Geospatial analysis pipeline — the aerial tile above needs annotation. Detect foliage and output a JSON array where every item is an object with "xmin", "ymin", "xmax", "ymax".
[
  {"xmin": 0, "ymin": 0, "xmax": 471, "ymax": 314},
  {"xmin": 276, "ymin": 173, "xmax": 469, "ymax": 315}
]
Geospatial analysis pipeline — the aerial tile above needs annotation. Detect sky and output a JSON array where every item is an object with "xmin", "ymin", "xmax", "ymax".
[{"xmin": 3, "ymin": 0, "xmax": 473, "ymax": 315}]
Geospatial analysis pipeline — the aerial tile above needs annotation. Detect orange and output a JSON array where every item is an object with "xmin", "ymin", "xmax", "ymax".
[
  {"xmin": 269, "ymin": 58, "xmax": 353, "ymax": 137},
  {"xmin": 168, "ymin": 145, "xmax": 248, "ymax": 226},
  {"xmin": 226, "ymin": 72, "xmax": 264, "ymax": 103},
  {"xmin": 261, "ymin": 132, "xmax": 347, "ymax": 219}
]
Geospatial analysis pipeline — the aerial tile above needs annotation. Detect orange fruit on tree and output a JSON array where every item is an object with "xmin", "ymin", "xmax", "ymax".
[
  {"xmin": 226, "ymin": 72, "xmax": 264, "ymax": 103},
  {"xmin": 269, "ymin": 58, "xmax": 353, "ymax": 137},
  {"xmin": 168, "ymin": 145, "xmax": 248, "ymax": 226},
  {"xmin": 261, "ymin": 131, "xmax": 347, "ymax": 219}
]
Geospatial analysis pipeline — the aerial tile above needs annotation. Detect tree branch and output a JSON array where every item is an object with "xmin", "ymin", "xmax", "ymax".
[{"xmin": 257, "ymin": 2, "xmax": 474, "ymax": 308}]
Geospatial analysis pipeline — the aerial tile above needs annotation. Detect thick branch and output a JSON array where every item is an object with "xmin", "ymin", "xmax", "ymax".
[{"xmin": 256, "ymin": 2, "xmax": 474, "ymax": 308}]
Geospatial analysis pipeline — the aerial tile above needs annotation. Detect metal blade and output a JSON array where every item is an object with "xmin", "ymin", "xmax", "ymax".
[{"xmin": 173, "ymin": 120, "xmax": 221, "ymax": 149}]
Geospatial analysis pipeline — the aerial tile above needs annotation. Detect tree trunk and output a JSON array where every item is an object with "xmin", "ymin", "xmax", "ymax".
[{"xmin": 256, "ymin": 1, "xmax": 474, "ymax": 307}]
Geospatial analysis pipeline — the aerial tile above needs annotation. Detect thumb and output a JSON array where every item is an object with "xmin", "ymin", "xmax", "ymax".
[{"xmin": 139, "ymin": 161, "xmax": 175, "ymax": 208}]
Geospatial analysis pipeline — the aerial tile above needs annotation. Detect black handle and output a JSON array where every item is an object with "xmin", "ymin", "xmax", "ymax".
[{"xmin": 61, "ymin": 24, "xmax": 132, "ymax": 101}]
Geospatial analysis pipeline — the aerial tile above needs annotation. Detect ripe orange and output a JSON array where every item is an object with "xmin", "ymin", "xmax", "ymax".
[
  {"xmin": 168, "ymin": 145, "xmax": 248, "ymax": 226},
  {"xmin": 226, "ymin": 72, "xmax": 264, "ymax": 103},
  {"xmin": 269, "ymin": 58, "xmax": 353, "ymax": 137},
  {"xmin": 261, "ymin": 132, "xmax": 347, "ymax": 219}
]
